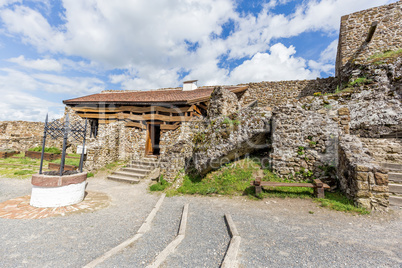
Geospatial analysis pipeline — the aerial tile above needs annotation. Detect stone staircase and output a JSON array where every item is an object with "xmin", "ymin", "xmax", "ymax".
[
  {"xmin": 107, "ymin": 157, "xmax": 158, "ymax": 184},
  {"xmin": 381, "ymin": 162, "xmax": 402, "ymax": 208}
]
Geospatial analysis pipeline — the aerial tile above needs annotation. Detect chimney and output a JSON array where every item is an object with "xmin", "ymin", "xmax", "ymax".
[{"xmin": 183, "ymin": 80, "xmax": 198, "ymax": 91}]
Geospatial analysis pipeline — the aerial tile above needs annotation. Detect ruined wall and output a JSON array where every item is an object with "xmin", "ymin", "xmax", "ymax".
[
  {"xmin": 270, "ymin": 103, "xmax": 350, "ymax": 185},
  {"xmin": 239, "ymin": 77, "xmax": 337, "ymax": 108},
  {"xmin": 84, "ymin": 121, "xmax": 123, "ymax": 172},
  {"xmin": 360, "ymin": 138, "xmax": 402, "ymax": 164},
  {"xmin": 335, "ymin": 1, "xmax": 402, "ymax": 76},
  {"xmin": 338, "ymin": 135, "xmax": 389, "ymax": 210}
]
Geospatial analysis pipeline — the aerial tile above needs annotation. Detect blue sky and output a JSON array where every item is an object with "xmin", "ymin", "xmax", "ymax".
[{"xmin": 0, "ymin": 0, "xmax": 397, "ymax": 121}]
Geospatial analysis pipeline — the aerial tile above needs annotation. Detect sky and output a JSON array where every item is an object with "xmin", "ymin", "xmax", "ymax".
[{"xmin": 0, "ymin": 0, "xmax": 397, "ymax": 121}]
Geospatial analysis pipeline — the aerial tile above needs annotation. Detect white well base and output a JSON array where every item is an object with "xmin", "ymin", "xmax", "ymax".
[{"xmin": 30, "ymin": 181, "xmax": 86, "ymax": 208}]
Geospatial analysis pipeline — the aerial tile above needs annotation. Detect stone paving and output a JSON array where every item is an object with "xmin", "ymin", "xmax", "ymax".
[{"xmin": 0, "ymin": 191, "xmax": 110, "ymax": 219}]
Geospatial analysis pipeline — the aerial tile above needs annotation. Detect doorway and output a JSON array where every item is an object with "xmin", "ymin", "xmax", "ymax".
[{"xmin": 145, "ymin": 123, "xmax": 161, "ymax": 156}]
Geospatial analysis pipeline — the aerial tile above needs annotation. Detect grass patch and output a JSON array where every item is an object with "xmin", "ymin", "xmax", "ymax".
[
  {"xmin": 368, "ymin": 48, "xmax": 402, "ymax": 64},
  {"xmin": 87, "ymin": 172, "xmax": 94, "ymax": 178},
  {"xmin": 171, "ymin": 158, "xmax": 261, "ymax": 196},
  {"xmin": 28, "ymin": 146, "xmax": 61, "ymax": 154},
  {"xmin": 315, "ymin": 192, "xmax": 370, "ymax": 215},
  {"xmin": 349, "ymin": 77, "xmax": 372, "ymax": 87},
  {"xmin": 150, "ymin": 176, "xmax": 171, "ymax": 191},
  {"xmin": 13, "ymin": 170, "xmax": 36, "ymax": 176},
  {"xmin": 51, "ymin": 158, "xmax": 81, "ymax": 167}
]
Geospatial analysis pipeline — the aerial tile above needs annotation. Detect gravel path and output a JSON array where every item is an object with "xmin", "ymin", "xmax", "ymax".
[
  {"xmin": 0, "ymin": 175, "xmax": 401, "ymax": 268},
  {"xmin": 99, "ymin": 196, "xmax": 184, "ymax": 267},
  {"xmin": 161, "ymin": 198, "xmax": 231, "ymax": 268},
  {"xmin": 0, "ymin": 175, "xmax": 160, "ymax": 267}
]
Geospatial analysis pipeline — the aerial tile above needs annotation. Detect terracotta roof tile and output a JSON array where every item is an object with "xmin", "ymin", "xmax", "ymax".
[{"xmin": 63, "ymin": 86, "xmax": 247, "ymax": 105}]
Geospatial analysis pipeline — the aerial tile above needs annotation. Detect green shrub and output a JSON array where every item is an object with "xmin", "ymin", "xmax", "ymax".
[{"xmin": 28, "ymin": 146, "xmax": 61, "ymax": 154}]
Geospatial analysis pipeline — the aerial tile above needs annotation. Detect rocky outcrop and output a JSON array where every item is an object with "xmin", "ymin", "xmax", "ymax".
[{"xmin": 208, "ymin": 86, "xmax": 240, "ymax": 118}]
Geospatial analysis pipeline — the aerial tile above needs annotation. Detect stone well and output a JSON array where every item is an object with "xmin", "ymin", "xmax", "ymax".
[{"xmin": 30, "ymin": 172, "xmax": 87, "ymax": 208}]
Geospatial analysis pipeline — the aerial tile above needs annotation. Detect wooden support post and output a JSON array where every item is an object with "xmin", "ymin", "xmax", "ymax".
[
  {"xmin": 254, "ymin": 177, "xmax": 262, "ymax": 195},
  {"xmin": 365, "ymin": 21, "xmax": 378, "ymax": 43},
  {"xmin": 313, "ymin": 179, "xmax": 325, "ymax": 198}
]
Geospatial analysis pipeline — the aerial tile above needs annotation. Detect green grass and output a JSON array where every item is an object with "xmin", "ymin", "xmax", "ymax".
[
  {"xmin": 51, "ymin": 158, "xmax": 81, "ymax": 167},
  {"xmin": 0, "ymin": 154, "xmax": 45, "ymax": 179},
  {"xmin": 368, "ymin": 48, "xmax": 402, "ymax": 64},
  {"xmin": 315, "ymin": 192, "xmax": 370, "ymax": 214},
  {"xmin": 349, "ymin": 77, "xmax": 372, "ymax": 87},
  {"xmin": 87, "ymin": 172, "xmax": 94, "ymax": 178},
  {"xmin": 28, "ymin": 146, "xmax": 61, "ymax": 154},
  {"xmin": 13, "ymin": 170, "xmax": 36, "ymax": 176},
  {"xmin": 150, "ymin": 176, "xmax": 171, "ymax": 191}
]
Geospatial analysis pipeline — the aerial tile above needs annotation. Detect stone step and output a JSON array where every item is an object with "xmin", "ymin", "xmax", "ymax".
[
  {"xmin": 107, "ymin": 175, "xmax": 140, "ymax": 184},
  {"xmin": 389, "ymin": 196, "xmax": 402, "ymax": 207},
  {"xmin": 112, "ymin": 171, "xmax": 146, "ymax": 179},
  {"xmin": 121, "ymin": 167, "xmax": 150, "ymax": 174},
  {"xmin": 131, "ymin": 160, "xmax": 158, "ymax": 167},
  {"xmin": 389, "ymin": 172, "xmax": 402, "ymax": 183},
  {"xmin": 127, "ymin": 164, "xmax": 155, "ymax": 170},
  {"xmin": 389, "ymin": 183, "xmax": 402, "ymax": 194},
  {"xmin": 380, "ymin": 162, "xmax": 402, "ymax": 171}
]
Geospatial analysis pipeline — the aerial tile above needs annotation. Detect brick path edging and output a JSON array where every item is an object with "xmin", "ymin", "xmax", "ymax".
[{"xmin": 0, "ymin": 191, "xmax": 110, "ymax": 219}]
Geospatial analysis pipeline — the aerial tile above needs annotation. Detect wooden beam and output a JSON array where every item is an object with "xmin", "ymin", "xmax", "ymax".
[
  {"xmin": 160, "ymin": 124, "xmax": 181, "ymax": 130},
  {"xmin": 73, "ymin": 105, "xmax": 192, "ymax": 114},
  {"xmin": 124, "ymin": 113, "xmax": 193, "ymax": 122},
  {"xmin": 125, "ymin": 122, "xmax": 146, "ymax": 129}
]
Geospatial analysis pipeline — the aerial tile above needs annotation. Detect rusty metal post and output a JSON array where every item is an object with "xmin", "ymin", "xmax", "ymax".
[
  {"xmin": 59, "ymin": 114, "xmax": 69, "ymax": 176},
  {"xmin": 39, "ymin": 114, "xmax": 48, "ymax": 174},
  {"xmin": 79, "ymin": 119, "xmax": 88, "ymax": 173}
]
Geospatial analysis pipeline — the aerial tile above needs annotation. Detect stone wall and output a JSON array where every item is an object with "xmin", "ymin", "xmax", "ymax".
[
  {"xmin": 360, "ymin": 138, "xmax": 402, "ymax": 164},
  {"xmin": 270, "ymin": 102, "xmax": 342, "ymax": 184},
  {"xmin": 335, "ymin": 1, "xmax": 402, "ymax": 77},
  {"xmin": 159, "ymin": 123, "xmax": 197, "ymax": 184},
  {"xmin": 338, "ymin": 135, "xmax": 389, "ymax": 210},
  {"xmin": 192, "ymin": 106, "xmax": 271, "ymax": 176},
  {"xmin": 0, "ymin": 121, "xmax": 46, "ymax": 152},
  {"xmin": 239, "ymin": 77, "xmax": 337, "ymax": 108},
  {"xmin": 84, "ymin": 121, "xmax": 123, "ymax": 172}
]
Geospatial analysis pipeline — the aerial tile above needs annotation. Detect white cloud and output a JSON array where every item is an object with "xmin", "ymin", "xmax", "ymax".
[
  {"xmin": 308, "ymin": 39, "xmax": 338, "ymax": 75},
  {"xmin": 0, "ymin": 68, "xmax": 105, "ymax": 95},
  {"xmin": 0, "ymin": 68, "xmax": 103, "ymax": 120},
  {"xmin": 0, "ymin": 0, "xmax": 397, "ymax": 96},
  {"xmin": 8, "ymin": 55, "xmax": 63, "ymax": 71},
  {"xmin": 0, "ymin": 90, "xmax": 61, "ymax": 121},
  {"xmin": 228, "ymin": 43, "xmax": 318, "ymax": 84}
]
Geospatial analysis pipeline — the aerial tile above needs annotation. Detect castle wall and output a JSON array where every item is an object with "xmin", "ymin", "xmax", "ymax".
[
  {"xmin": 335, "ymin": 1, "xmax": 402, "ymax": 76},
  {"xmin": 239, "ymin": 77, "xmax": 337, "ymax": 108}
]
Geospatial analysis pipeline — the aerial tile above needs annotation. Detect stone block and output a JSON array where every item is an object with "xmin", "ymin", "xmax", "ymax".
[
  {"xmin": 356, "ymin": 198, "xmax": 371, "ymax": 209},
  {"xmin": 338, "ymin": 107, "xmax": 350, "ymax": 116},
  {"xmin": 356, "ymin": 165, "xmax": 370, "ymax": 172},
  {"xmin": 357, "ymin": 181, "xmax": 369, "ymax": 190},
  {"xmin": 356, "ymin": 190, "xmax": 372, "ymax": 198},
  {"xmin": 374, "ymin": 172, "xmax": 388, "ymax": 185},
  {"xmin": 371, "ymin": 185, "xmax": 388, "ymax": 192},
  {"xmin": 356, "ymin": 172, "xmax": 368, "ymax": 181}
]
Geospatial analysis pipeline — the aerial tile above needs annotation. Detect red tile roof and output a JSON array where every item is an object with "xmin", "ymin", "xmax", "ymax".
[{"xmin": 63, "ymin": 86, "xmax": 248, "ymax": 105}]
